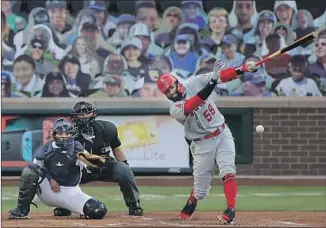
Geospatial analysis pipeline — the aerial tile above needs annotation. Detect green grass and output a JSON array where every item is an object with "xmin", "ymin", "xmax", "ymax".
[{"xmin": 2, "ymin": 186, "xmax": 325, "ymax": 213}]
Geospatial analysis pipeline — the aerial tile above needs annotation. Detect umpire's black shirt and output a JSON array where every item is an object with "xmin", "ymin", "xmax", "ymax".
[{"xmin": 75, "ymin": 120, "xmax": 121, "ymax": 155}]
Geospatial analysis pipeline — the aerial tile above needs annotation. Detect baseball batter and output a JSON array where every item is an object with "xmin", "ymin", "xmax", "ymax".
[
  {"xmin": 8, "ymin": 118, "xmax": 107, "ymax": 220},
  {"xmin": 157, "ymin": 60, "xmax": 258, "ymax": 224}
]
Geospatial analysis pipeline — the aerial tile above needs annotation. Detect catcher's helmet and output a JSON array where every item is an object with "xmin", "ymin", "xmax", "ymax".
[
  {"xmin": 157, "ymin": 73, "xmax": 184, "ymax": 101},
  {"xmin": 52, "ymin": 118, "xmax": 75, "ymax": 149}
]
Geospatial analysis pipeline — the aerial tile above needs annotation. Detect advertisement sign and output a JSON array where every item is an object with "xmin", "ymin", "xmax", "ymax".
[
  {"xmin": 1, "ymin": 115, "xmax": 190, "ymax": 173},
  {"xmin": 97, "ymin": 116, "xmax": 190, "ymax": 169}
]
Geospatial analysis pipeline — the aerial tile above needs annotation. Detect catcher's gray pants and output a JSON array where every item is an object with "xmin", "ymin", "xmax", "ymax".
[
  {"xmin": 36, "ymin": 178, "xmax": 91, "ymax": 214},
  {"xmin": 81, "ymin": 160, "xmax": 140, "ymax": 207}
]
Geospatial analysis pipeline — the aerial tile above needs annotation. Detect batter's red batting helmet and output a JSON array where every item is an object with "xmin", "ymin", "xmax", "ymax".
[{"xmin": 157, "ymin": 73, "xmax": 184, "ymax": 94}]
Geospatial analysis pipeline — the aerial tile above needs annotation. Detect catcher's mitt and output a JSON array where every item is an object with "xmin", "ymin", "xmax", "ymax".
[{"xmin": 77, "ymin": 150, "xmax": 106, "ymax": 168}]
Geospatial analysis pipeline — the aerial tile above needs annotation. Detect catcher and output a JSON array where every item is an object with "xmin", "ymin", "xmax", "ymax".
[
  {"xmin": 53, "ymin": 101, "xmax": 143, "ymax": 217},
  {"xmin": 8, "ymin": 118, "xmax": 107, "ymax": 219}
]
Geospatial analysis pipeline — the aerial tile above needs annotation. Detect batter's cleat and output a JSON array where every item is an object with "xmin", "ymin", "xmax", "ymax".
[
  {"xmin": 53, "ymin": 208, "xmax": 72, "ymax": 216},
  {"xmin": 128, "ymin": 201, "xmax": 144, "ymax": 216},
  {"xmin": 8, "ymin": 208, "xmax": 29, "ymax": 220},
  {"xmin": 179, "ymin": 188, "xmax": 198, "ymax": 220},
  {"xmin": 218, "ymin": 207, "xmax": 236, "ymax": 225}
]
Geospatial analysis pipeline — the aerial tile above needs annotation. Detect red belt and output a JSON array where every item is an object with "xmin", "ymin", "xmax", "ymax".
[{"xmin": 193, "ymin": 123, "xmax": 226, "ymax": 141}]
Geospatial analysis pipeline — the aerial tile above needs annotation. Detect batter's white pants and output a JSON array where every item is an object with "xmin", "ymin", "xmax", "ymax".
[
  {"xmin": 35, "ymin": 178, "xmax": 92, "ymax": 215},
  {"xmin": 190, "ymin": 125, "xmax": 236, "ymax": 200}
]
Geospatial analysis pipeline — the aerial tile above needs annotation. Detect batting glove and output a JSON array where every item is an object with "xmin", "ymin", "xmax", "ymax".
[
  {"xmin": 212, "ymin": 59, "xmax": 226, "ymax": 82},
  {"xmin": 243, "ymin": 61, "xmax": 259, "ymax": 72}
]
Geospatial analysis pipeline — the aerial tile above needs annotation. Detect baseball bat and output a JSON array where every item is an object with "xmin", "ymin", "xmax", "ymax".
[{"xmin": 255, "ymin": 31, "xmax": 317, "ymax": 66}]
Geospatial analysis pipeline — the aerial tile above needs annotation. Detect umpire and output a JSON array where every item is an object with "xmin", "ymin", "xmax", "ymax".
[{"xmin": 54, "ymin": 101, "xmax": 143, "ymax": 217}]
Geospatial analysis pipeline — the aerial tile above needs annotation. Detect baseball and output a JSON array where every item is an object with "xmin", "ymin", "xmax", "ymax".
[{"xmin": 256, "ymin": 125, "xmax": 264, "ymax": 133}]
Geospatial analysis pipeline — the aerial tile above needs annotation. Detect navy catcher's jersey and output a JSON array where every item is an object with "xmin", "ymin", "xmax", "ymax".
[{"xmin": 33, "ymin": 140, "xmax": 86, "ymax": 186}]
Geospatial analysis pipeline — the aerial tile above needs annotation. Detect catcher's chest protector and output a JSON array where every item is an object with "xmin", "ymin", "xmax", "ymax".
[{"xmin": 44, "ymin": 142, "xmax": 78, "ymax": 177}]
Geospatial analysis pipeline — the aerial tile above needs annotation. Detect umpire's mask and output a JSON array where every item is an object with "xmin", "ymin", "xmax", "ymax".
[{"xmin": 71, "ymin": 101, "xmax": 97, "ymax": 141}]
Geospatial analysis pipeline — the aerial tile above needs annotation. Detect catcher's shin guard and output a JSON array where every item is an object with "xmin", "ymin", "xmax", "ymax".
[
  {"xmin": 8, "ymin": 165, "xmax": 42, "ymax": 219},
  {"xmin": 179, "ymin": 188, "xmax": 197, "ymax": 220}
]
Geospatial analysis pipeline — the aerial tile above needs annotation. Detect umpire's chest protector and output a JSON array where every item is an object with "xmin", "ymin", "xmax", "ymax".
[
  {"xmin": 86, "ymin": 121, "xmax": 111, "ymax": 155},
  {"xmin": 44, "ymin": 142, "xmax": 78, "ymax": 177}
]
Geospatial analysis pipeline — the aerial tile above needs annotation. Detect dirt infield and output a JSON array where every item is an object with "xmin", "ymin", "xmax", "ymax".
[
  {"xmin": 2, "ymin": 211, "xmax": 326, "ymax": 227},
  {"xmin": 2, "ymin": 177, "xmax": 325, "ymax": 227}
]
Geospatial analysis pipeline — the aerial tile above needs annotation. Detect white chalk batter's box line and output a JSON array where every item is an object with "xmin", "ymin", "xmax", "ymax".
[
  {"xmin": 6, "ymin": 216, "xmax": 313, "ymax": 228},
  {"xmin": 42, "ymin": 220, "xmax": 314, "ymax": 228},
  {"xmin": 57, "ymin": 216, "xmax": 316, "ymax": 228},
  {"xmin": 2, "ymin": 192, "xmax": 326, "ymax": 202},
  {"xmin": 145, "ymin": 217, "xmax": 312, "ymax": 227},
  {"xmin": 264, "ymin": 219, "xmax": 310, "ymax": 227},
  {"xmin": 138, "ymin": 217, "xmax": 311, "ymax": 227}
]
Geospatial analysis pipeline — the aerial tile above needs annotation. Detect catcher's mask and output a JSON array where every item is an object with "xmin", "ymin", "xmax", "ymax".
[
  {"xmin": 157, "ymin": 73, "xmax": 185, "ymax": 102},
  {"xmin": 71, "ymin": 101, "xmax": 97, "ymax": 140},
  {"xmin": 51, "ymin": 118, "xmax": 76, "ymax": 150}
]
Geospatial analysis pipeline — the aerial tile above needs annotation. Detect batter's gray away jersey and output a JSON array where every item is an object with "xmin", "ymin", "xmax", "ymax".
[{"xmin": 170, "ymin": 72, "xmax": 225, "ymax": 140}]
